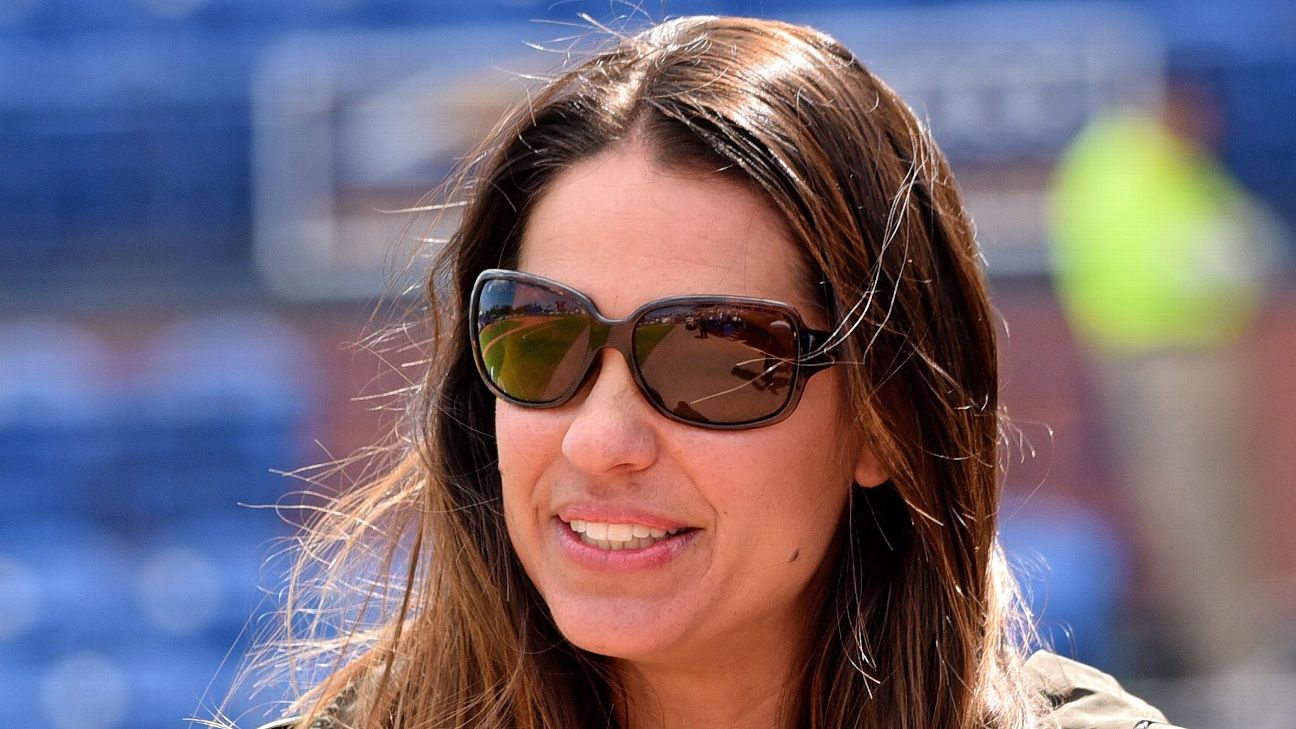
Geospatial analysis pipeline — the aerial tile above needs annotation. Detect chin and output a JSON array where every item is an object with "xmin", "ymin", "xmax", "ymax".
[{"xmin": 546, "ymin": 595, "xmax": 691, "ymax": 662}]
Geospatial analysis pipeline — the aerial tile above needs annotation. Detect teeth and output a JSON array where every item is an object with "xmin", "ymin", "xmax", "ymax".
[
  {"xmin": 579, "ymin": 534, "xmax": 667, "ymax": 550},
  {"xmin": 568, "ymin": 520, "xmax": 684, "ymax": 551}
]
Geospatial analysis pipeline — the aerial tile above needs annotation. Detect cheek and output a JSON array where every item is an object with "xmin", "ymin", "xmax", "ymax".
[
  {"xmin": 761, "ymin": 455, "xmax": 851, "ymax": 556},
  {"xmin": 761, "ymin": 374, "xmax": 855, "ymax": 539},
  {"xmin": 495, "ymin": 401, "xmax": 559, "ymax": 488},
  {"xmin": 495, "ymin": 403, "xmax": 554, "ymax": 559},
  {"xmin": 495, "ymin": 403, "xmax": 574, "ymax": 608},
  {"xmin": 494, "ymin": 402, "xmax": 525, "ymax": 483}
]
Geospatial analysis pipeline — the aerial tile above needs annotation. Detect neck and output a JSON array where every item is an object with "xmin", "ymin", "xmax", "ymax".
[{"xmin": 614, "ymin": 641, "xmax": 803, "ymax": 729}]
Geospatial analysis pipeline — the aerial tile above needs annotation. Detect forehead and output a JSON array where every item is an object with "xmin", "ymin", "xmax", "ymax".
[{"xmin": 516, "ymin": 145, "xmax": 819, "ymax": 320}]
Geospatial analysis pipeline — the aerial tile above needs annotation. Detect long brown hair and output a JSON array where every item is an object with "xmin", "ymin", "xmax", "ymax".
[{"xmin": 254, "ymin": 16, "xmax": 1042, "ymax": 729}]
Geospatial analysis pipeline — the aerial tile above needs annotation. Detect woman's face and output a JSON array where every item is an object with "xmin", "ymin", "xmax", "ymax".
[{"xmin": 495, "ymin": 144, "xmax": 884, "ymax": 670}]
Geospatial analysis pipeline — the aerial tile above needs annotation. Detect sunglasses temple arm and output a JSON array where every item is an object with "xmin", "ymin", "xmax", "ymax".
[{"xmin": 802, "ymin": 328, "xmax": 837, "ymax": 370}]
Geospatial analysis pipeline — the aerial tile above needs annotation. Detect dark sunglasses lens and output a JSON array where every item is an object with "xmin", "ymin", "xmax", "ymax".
[
  {"xmin": 475, "ymin": 278, "xmax": 593, "ymax": 404},
  {"xmin": 634, "ymin": 304, "xmax": 798, "ymax": 425}
]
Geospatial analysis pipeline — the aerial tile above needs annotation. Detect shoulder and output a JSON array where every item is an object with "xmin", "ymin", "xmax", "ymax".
[{"xmin": 1025, "ymin": 650, "xmax": 1187, "ymax": 729}]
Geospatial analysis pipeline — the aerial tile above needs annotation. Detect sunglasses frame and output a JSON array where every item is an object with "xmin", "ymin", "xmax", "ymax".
[{"xmin": 468, "ymin": 268, "xmax": 837, "ymax": 430}]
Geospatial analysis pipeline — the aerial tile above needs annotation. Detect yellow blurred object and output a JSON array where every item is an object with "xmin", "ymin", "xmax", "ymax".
[{"xmin": 1050, "ymin": 113, "xmax": 1265, "ymax": 353}]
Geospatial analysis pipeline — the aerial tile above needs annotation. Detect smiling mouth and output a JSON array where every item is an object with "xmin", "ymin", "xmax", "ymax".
[{"xmin": 565, "ymin": 520, "xmax": 689, "ymax": 551}]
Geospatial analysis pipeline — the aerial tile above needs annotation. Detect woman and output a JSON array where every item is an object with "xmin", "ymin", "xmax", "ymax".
[{"xmin": 248, "ymin": 16, "xmax": 1180, "ymax": 729}]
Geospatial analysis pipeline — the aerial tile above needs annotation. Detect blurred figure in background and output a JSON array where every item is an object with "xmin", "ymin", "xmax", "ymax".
[{"xmin": 1049, "ymin": 74, "xmax": 1285, "ymax": 676}]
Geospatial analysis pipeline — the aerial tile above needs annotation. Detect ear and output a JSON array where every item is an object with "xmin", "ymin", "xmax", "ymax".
[{"xmin": 853, "ymin": 447, "xmax": 888, "ymax": 489}]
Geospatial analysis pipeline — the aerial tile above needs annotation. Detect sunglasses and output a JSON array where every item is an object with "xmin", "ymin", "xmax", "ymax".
[{"xmin": 468, "ymin": 269, "xmax": 836, "ymax": 429}]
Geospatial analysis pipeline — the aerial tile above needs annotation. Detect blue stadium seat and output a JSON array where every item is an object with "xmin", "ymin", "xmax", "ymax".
[
  {"xmin": 0, "ymin": 320, "xmax": 116, "ymax": 518},
  {"xmin": 108, "ymin": 312, "xmax": 316, "ymax": 525},
  {"xmin": 1000, "ymin": 500, "xmax": 1132, "ymax": 671},
  {"xmin": 0, "ymin": 518, "xmax": 137, "ymax": 651}
]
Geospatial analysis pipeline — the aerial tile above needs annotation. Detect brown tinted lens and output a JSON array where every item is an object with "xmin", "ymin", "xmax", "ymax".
[
  {"xmin": 634, "ymin": 304, "xmax": 798, "ymax": 424},
  {"xmin": 475, "ymin": 278, "xmax": 594, "ymax": 403}
]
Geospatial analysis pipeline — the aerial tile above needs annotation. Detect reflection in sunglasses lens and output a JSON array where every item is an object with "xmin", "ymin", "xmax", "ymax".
[
  {"xmin": 636, "ymin": 305, "xmax": 796, "ymax": 424},
  {"xmin": 477, "ymin": 280, "xmax": 593, "ymax": 403}
]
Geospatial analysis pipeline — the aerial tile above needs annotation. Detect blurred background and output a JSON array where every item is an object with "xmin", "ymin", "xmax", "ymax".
[{"xmin": 1, "ymin": 1, "xmax": 1293, "ymax": 727}]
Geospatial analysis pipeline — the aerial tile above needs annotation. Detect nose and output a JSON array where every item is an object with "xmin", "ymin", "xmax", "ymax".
[{"xmin": 560, "ymin": 349, "xmax": 660, "ymax": 475}]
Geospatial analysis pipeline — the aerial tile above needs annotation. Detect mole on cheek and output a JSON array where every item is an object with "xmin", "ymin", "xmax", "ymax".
[{"xmin": 788, "ymin": 548, "xmax": 800, "ymax": 563}]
